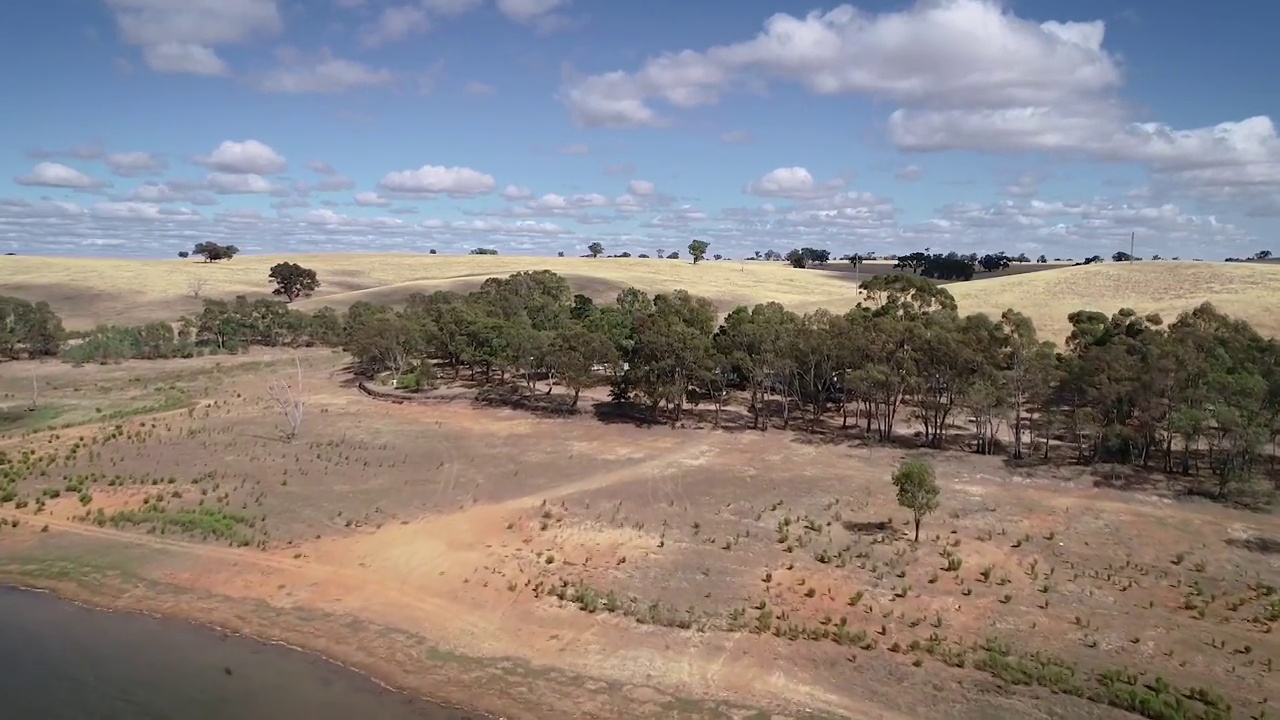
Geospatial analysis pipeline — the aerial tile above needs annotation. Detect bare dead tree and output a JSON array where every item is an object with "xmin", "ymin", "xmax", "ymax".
[
  {"xmin": 267, "ymin": 356, "xmax": 305, "ymax": 441},
  {"xmin": 187, "ymin": 276, "xmax": 209, "ymax": 299}
]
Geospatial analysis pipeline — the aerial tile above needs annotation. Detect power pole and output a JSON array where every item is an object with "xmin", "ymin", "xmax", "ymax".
[{"xmin": 1130, "ymin": 232, "xmax": 1135, "ymax": 264}]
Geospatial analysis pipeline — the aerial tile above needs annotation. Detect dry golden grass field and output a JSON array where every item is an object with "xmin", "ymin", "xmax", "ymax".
[{"xmin": 4, "ymin": 254, "xmax": 1280, "ymax": 344}]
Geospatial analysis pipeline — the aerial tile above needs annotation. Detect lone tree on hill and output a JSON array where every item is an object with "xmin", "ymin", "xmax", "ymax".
[
  {"xmin": 892, "ymin": 458, "xmax": 939, "ymax": 542},
  {"xmin": 587, "ymin": 241, "xmax": 605, "ymax": 258},
  {"xmin": 269, "ymin": 262, "xmax": 320, "ymax": 302},
  {"xmin": 688, "ymin": 239, "xmax": 710, "ymax": 263},
  {"xmin": 192, "ymin": 242, "xmax": 239, "ymax": 262}
]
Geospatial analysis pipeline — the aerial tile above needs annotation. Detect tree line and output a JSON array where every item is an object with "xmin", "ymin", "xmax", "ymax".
[{"xmin": 4, "ymin": 268, "xmax": 1278, "ymax": 504}]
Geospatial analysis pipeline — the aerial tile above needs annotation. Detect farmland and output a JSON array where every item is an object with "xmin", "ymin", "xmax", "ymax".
[{"xmin": 2, "ymin": 253, "xmax": 1280, "ymax": 720}]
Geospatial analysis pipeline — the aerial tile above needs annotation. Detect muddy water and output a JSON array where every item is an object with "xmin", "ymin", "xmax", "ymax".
[{"xmin": 0, "ymin": 586, "xmax": 489, "ymax": 720}]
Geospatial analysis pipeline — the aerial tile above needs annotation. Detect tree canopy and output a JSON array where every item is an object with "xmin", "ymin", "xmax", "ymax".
[
  {"xmin": 892, "ymin": 458, "xmax": 940, "ymax": 542},
  {"xmin": 269, "ymin": 262, "xmax": 321, "ymax": 302},
  {"xmin": 10, "ymin": 267, "xmax": 1280, "ymax": 507},
  {"xmin": 192, "ymin": 242, "xmax": 239, "ymax": 262}
]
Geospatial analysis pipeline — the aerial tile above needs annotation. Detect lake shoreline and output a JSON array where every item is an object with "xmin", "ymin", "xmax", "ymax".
[{"xmin": 0, "ymin": 579, "xmax": 504, "ymax": 720}]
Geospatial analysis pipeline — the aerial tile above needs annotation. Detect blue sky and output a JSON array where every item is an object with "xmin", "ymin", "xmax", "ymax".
[{"xmin": 1, "ymin": 0, "xmax": 1277, "ymax": 259}]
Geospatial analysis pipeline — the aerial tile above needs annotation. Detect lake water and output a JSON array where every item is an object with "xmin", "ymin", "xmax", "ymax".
[{"xmin": 0, "ymin": 586, "xmax": 488, "ymax": 720}]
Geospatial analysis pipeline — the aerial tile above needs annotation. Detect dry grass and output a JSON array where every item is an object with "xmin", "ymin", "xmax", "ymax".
[
  {"xmin": 950, "ymin": 260, "xmax": 1280, "ymax": 343},
  {"xmin": 5, "ymin": 255, "xmax": 1280, "ymax": 344},
  {"xmin": 0, "ymin": 254, "xmax": 866, "ymax": 330}
]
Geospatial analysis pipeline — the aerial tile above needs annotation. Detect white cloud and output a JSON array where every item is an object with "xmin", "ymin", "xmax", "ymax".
[
  {"xmin": 378, "ymin": 165, "xmax": 497, "ymax": 197},
  {"xmin": 142, "ymin": 42, "xmax": 229, "ymax": 75},
  {"xmin": 15, "ymin": 162, "xmax": 105, "ymax": 189},
  {"xmin": 465, "ymin": 80, "xmax": 496, "ymax": 97},
  {"xmin": 255, "ymin": 49, "xmax": 393, "ymax": 94},
  {"xmin": 105, "ymin": 151, "xmax": 168, "ymax": 177},
  {"xmin": 1003, "ymin": 171, "xmax": 1045, "ymax": 198},
  {"xmin": 745, "ymin": 167, "xmax": 845, "ymax": 200},
  {"xmin": 301, "ymin": 209, "xmax": 404, "ymax": 228},
  {"xmin": 526, "ymin": 192, "xmax": 610, "ymax": 211},
  {"xmin": 205, "ymin": 172, "xmax": 279, "ymax": 194},
  {"xmin": 561, "ymin": 1, "xmax": 1119, "ymax": 128},
  {"xmin": 316, "ymin": 176, "xmax": 356, "ymax": 192},
  {"xmin": 125, "ymin": 182, "xmax": 203, "ymax": 203},
  {"xmin": 307, "ymin": 161, "xmax": 337, "ymax": 175},
  {"xmin": 354, "ymin": 191, "xmax": 392, "ymax": 207},
  {"xmin": 496, "ymin": 0, "xmax": 570, "ymax": 29},
  {"xmin": 895, "ymin": 165, "xmax": 924, "ymax": 182},
  {"xmin": 720, "ymin": 130, "xmax": 752, "ymax": 144},
  {"xmin": 641, "ymin": 205, "xmax": 708, "ymax": 228},
  {"xmin": 271, "ymin": 196, "xmax": 311, "ymax": 210},
  {"xmin": 421, "ymin": 0, "xmax": 484, "ymax": 15},
  {"xmin": 359, "ymin": 5, "xmax": 430, "ymax": 47},
  {"xmin": 556, "ymin": 0, "xmax": 1278, "ymax": 207},
  {"xmin": 557, "ymin": 144, "xmax": 590, "ymax": 155},
  {"xmin": 502, "ymin": 184, "xmax": 533, "ymax": 200},
  {"xmin": 106, "ymin": 0, "xmax": 281, "ymax": 76},
  {"xmin": 421, "ymin": 218, "xmax": 570, "ymax": 235},
  {"xmin": 90, "ymin": 201, "xmax": 200, "ymax": 220},
  {"xmin": 196, "ymin": 139, "xmax": 286, "ymax": 175},
  {"xmin": 627, "ymin": 179, "xmax": 655, "ymax": 196}
]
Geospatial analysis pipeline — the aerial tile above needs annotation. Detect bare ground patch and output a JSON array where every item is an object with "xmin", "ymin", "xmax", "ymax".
[{"xmin": 1, "ymin": 351, "xmax": 1277, "ymax": 720}]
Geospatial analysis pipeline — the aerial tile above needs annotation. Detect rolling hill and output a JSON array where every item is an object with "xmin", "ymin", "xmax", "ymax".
[{"xmin": 3, "ymin": 254, "xmax": 1278, "ymax": 345}]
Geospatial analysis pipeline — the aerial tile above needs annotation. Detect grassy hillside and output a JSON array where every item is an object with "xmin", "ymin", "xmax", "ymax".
[
  {"xmin": 948, "ymin": 260, "xmax": 1280, "ymax": 343},
  {"xmin": 0, "ymin": 254, "xmax": 866, "ymax": 330},
  {"xmin": 3, "ymin": 254, "xmax": 1279, "ymax": 344}
]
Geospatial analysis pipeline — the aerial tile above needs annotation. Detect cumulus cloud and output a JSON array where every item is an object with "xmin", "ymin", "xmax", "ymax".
[
  {"xmin": 123, "ymin": 182, "xmax": 215, "ymax": 205},
  {"xmin": 422, "ymin": 0, "xmax": 484, "ymax": 15},
  {"xmin": 196, "ymin": 139, "xmax": 286, "ymax": 174},
  {"xmin": 106, "ymin": 0, "xmax": 282, "ymax": 76},
  {"xmin": 142, "ymin": 42, "xmax": 229, "ymax": 75},
  {"xmin": 359, "ymin": 5, "xmax": 431, "ymax": 47},
  {"xmin": 895, "ymin": 165, "xmax": 924, "ymax": 182},
  {"xmin": 15, "ymin": 162, "xmax": 106, "ymax": 189},
  {"xmin": 561, "ymin": 1, "xmax": 1119, "ymax": 129},
  {"xmin": 255, "ymin": 48, "xmax": 393, "ymax": 94},
  {"xmin": 307, "ymin": 161, "xmax": 337, "ymax": 175},
  {"xmin": 627, "ymin": 179, "xmax": 655, "ymax": 196},
  {"xmin": 354, "ymin": 191, "xmax": 392, "ymax": 207},
  {"xmin": 558, "ymin": 0, "xmax": 1279, "ymax": 206},
  {"xmin": 105, "ymin": 152, "xmax": 168, "ymax": 177},
  {"xmin": 525, "ymin": 192, "xmax": 610, "ymax": 212},
  {"xmin": 1003, "ymin": 171, "xmax": 1045, "ymax": 198},
  {"xmin": 378, "ymin": 165, "xmax": 497, "ymax": 197},
  {"xmin": 502, "ymin": 184, "xmax": 533, "ymax": 200},
  {"xmin": 496, "ymin": 0, "xmax": 571, "ymax": 31},
  {"xmin": 745, "ymin": 167, "xmax": 845, "ymax": 200},
  {"xmin": 90, "ymin": 201, "xmax": 201, "ymax": 220},
  {"xmin": 421, "ymin": 217, "xmax": 570, "ymax": 235},
  {"xmin": 205, "ymin": 172, "xmax": 279, "ymax": 194}
]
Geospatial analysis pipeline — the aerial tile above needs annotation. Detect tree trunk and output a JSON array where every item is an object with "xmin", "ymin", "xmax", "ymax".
[
  {"xmin": 913, "ymin": 515, "xmax": 921, "ymax": 543},
  {"xmin": 571, "ymin": 387, "xmax": 581, "ymax": 409},
  {"xmin": 1012, "ymin": 404, "xmax": 1023, "ymax": 460}
]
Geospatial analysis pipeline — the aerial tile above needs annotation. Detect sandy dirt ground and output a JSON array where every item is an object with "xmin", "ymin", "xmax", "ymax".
[{"xmin": 1, "ymin": 349, "xmax": 1278, "ymax": 720}]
